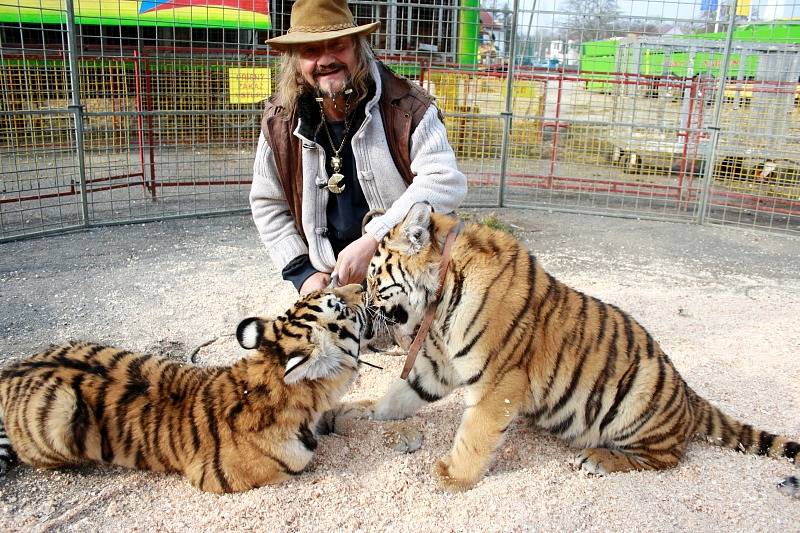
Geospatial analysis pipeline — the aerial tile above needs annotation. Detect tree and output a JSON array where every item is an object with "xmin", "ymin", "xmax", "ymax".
[
  {"xmin": 625, "ymin": 19, "xmax": 669, "ymax": 37},
  {"xmin": 560, "ymin": 0, "xmax": 622, "ymax": 43}
]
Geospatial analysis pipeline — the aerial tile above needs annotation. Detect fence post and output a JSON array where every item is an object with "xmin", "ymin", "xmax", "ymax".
[
  {"xmin": 697, "ymin": 0, "xmax": 738, "ymax": 225},
  {"xmin": 497, "ymin": 0, "xmax": 519, "ymax": 208},
  {"xmin": 65, "ymin": 0, "xmax": 89, "ymax": 226}
]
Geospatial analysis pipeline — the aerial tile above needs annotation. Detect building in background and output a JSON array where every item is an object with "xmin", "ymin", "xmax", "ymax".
[
  {"xmin": 350, "ymin": 0, "xmax": 460, "ymax": 59},
  {"xmin": 479, "ymin": 9, "xmax": 504, "ymax": 61},
  {"xmin": 0, "ymin": 0, "xmax": 465, "ymax": 61}
]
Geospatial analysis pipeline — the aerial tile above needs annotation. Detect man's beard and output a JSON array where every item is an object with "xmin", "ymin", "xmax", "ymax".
[{"xmin": 313, "ymin": 64, "xmax": 352, "ymax": 98}]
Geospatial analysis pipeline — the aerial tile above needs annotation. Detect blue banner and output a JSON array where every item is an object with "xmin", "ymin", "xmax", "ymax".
[{"xmin": 701, "ymin": 0, "xmax": 718, "ymax": 13}]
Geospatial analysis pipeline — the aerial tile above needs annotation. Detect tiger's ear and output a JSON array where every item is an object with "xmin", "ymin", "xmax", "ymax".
[
  {"xmin": 236, "ymin": 317, "xmax": 265, "ymax": 349},
  {"xmin": 361, "ymin": 209, "xmax": 385, "ymax": 234},
  {"xmin": 399, "ymin": 202, "xmax": 432, "ymax": 255}
]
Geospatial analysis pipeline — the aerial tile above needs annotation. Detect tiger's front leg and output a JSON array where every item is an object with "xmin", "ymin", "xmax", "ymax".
[
  {"xmin": 433, "ymin": 369, "xmax": 527, "ymax": 492},
  {"xmin": 372, "ymin": 378, "xmax": 429, "ymax": 420},
  {"xmin": 373, "ymin": 357, "xmax": 456, "ymax": 421},
  {"xmin": 371, "ymin": 369, "xmax": 453, "ymax": 454}
]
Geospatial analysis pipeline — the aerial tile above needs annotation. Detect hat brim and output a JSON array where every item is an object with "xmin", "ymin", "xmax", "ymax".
[{"xmin": 266, "ymin": 22, "xmax": 380, "ymax": 50}]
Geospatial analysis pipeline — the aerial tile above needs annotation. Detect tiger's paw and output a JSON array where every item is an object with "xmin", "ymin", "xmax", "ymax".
[
  {"xmin": 432, "ymin": 456, "xmax": 476, "ymax": 492},
  {"xmin": 573, "ymin": 447, "xmax": 655, "ymax": 475},
  {"xmin": 572, "ymin": 449, "xmax": 609, "ymax": 476},
  {"xmin": 382, "ymin": 422, "xmax": 422, "ymax": 453},
  {"xmin": 372, "ymin": 397, "xmax": 416, "ymax": 421},
  {"xmin": 341, "ymin": 399, "xmax": 375, "ymax": 419},
  {"xmin": 317, "ymin": 400, "xmax": 374, "ymax": 436},
  {"xmin": 777, "ymin": 476, "xmax": 800, "ymax": 498}
]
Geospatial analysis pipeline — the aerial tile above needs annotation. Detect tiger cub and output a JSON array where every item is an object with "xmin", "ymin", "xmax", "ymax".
[
  {"xmin": 365, "ymin": 203, "xmax": 800, "ymax": 494},
  {"xmin": 0, "ymin": 284, "xmax": 368, "ymax": 493}
]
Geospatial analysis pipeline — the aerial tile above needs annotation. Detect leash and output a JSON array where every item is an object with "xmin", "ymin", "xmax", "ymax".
[
  {"xmin": 327, "ymin": 272, "xmax": 341, "ymax": 289},
  {"xmin": 400, "ymin": 223, "xmax": 462, "ymax": 380}
]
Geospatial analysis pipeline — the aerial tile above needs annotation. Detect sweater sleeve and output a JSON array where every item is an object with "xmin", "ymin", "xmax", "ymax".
[
  {"xmin": 362, "ymin": 103, "xmax": 467, "ymax": 240},
  {"xmin": 281, "ymin": 254, "xmax": 319, "ymax": 292},
  {"xmin": 249, "ymin": 131, "xmax": 309, "ymax": 271}
]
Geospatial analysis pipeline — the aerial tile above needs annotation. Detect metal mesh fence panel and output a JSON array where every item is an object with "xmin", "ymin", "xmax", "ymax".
[
  {"xmin": 700, "ymin": 41, "xmax": 800, "ymax": 231},
  {"xmin": 504, "ymin": 1, "xmax": 800, "ymax": 232},
  {"xmin": 1, "ymin": 0, "xmax": 799, "ymax": 241},
  {"xmin": 1, "ymin": 1, "xmax": 271, "ymax": 240},
  {"xmin": 0, "ymin": 3, "xmax": 84, "ymax": 238}
]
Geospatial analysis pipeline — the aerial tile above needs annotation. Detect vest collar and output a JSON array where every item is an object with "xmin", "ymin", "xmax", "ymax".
[{"xmin": 376, "ymin": 60, "xmax": 411, "ymax": 103}]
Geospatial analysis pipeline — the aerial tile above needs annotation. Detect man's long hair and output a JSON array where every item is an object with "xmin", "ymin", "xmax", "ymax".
[{"xmin": 274, "ymin": 36, "xmax": 375, "ymax": 117}]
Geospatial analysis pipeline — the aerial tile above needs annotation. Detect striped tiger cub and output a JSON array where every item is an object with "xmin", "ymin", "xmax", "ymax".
[
  {"xmin": 365, "ymin": 203, "xmax": 799, "ymax": 495},
  {"xmin": 0, "ymin": 284, "xmax": 368, "ymax": 493}
]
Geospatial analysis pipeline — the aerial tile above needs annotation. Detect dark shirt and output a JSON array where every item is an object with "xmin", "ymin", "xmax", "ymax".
[
  {"xmin": 282, "ymin": 85, "xmax": 374, "ymax": 291},
  {"xmin": 321, "ymin": 119, "xmax": 370, "ymax": 255}
]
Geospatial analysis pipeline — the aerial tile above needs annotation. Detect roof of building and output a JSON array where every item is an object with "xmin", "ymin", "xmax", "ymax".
[{"xmin": 480, "ymin": 11, "xmax": 502, "ymax": 29}]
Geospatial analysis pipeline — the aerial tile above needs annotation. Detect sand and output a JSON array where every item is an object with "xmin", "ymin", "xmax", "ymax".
[{"xmin": 0, "ymin": 209, "xmax": 798, "ymax": 531}]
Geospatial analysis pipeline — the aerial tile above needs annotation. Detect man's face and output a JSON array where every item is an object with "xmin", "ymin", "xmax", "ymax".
[{"xmin": 296, "ymin": 37, "xmax": 358, "ymax": 97}]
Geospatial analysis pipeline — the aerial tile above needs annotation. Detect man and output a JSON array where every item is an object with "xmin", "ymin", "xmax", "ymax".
[{"xmin": 250, "ymin": 0, "xmax": 467, "ymax": 295}]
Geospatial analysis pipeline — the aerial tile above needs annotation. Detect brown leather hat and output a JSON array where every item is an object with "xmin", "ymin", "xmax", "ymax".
[{"xmin": 266, "ymin": 0, "xmax": 380, "ymax": 50}]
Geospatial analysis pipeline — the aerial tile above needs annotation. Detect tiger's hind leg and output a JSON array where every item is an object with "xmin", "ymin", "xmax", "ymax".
[
  {"xmin": 574, "ymin": 445, "xmax": 684, "ymax": 475},
  {"xmin": 10, "ymin": 380, "xmax": 101, "ymax": 469}
]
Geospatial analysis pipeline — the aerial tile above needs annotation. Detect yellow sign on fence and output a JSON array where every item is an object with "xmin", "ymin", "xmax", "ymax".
[
  {"xmin": 735, "ymin": 0, "xmax": 751, "ymax": 16},
  {"xmin": 228, "ymin": 68, "xmax": 271, "ymax": 104}
]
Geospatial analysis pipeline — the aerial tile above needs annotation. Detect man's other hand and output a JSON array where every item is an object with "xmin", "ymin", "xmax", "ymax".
[
  {"xmin": 334, "ymin": 233, "xmax": 379, "ymax": 285},
  {"xmin": 300, "ymin": 271, "xmax": 331, "ymax": 296}
]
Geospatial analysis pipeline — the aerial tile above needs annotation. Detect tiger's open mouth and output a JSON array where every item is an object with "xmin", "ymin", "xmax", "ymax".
[
  {"xmin": 361, "ymin": 303, "xmax": 418, "ymax": 354},
  {"xmin": 362, "ymin": 303, "xmax": 394, "ymax": 353}
]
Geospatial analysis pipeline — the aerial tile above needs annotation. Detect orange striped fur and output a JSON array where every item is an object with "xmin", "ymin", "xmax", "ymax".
[
  {"xmin": 365, "ymin": 204, "xmax": 799, "ymax": 494},
  {"xmin": 0, "ymin": 284, "xmax": 368, "ymax": 493}
]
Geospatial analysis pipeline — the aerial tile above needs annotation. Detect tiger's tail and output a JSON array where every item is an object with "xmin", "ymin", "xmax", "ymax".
[
  {"xmin": 0, "ymin": 412, "xmax": 15, "ymax": 476},
  {"xmin": 688, "ymin": 388, "xmax": 799, "ymax": 497}
]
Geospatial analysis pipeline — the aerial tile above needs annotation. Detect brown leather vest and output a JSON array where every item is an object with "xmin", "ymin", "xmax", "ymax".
[{"xmin": 260, "ymin": 62, "xmax": 436, "ymax": 240}]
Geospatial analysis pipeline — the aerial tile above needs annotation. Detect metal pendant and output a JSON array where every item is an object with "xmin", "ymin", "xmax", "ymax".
[{"xmin": 327, "ymin": 173, "xmax": 346, "ymax": 194}]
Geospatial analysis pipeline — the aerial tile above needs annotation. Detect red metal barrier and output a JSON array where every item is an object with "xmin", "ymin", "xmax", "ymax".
[{"xmin": 3, "ymin": 55, "xmax": 799, "ymax": 220}]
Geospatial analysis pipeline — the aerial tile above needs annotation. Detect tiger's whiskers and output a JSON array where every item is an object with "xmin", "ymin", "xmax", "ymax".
[{"xmin": 359, "ymin": 359, "xmax": 384, "ymax": 370}]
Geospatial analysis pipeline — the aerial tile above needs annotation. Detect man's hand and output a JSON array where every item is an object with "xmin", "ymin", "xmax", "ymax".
[
  {"xmin": 300, "ymin": 271, "xmax": 331, "ymax": 296},
  {"xmin": 334, "ymin": 233, "xmax": 379, "ymax": 285}
]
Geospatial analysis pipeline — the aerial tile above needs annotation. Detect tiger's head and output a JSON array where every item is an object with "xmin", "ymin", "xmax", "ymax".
[
  {"xmin": 236, "ymin": 284, "xmax": 368, "ymax": 384},
  {"xmin": 365, "ymin": 202, "xmax": 457, "ymax": 346}
]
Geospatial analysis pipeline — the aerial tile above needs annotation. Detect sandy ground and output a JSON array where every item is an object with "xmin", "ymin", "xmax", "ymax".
[{"xmin": 0, "ymin": 208, "xmax": 799, "ymax": 531}]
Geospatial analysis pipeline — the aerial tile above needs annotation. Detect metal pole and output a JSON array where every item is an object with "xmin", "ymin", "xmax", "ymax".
[
  {"xmin": 697, "ymin": 0, "xmax": 738, "ymax": 225},
  {"xmin": 497, "ymin": 0, "xmax": 519, "ymax": 207},
  {"xmin": 388, "ymin": 2, "xmax": 397, "ymax": 53},
  {"xmin": 65, "ymin": 0, "xmax": 90, "ymax": 226},
  {"xmin": 523, "ymin": 0, "xmax": 537, "ymax": 63}
]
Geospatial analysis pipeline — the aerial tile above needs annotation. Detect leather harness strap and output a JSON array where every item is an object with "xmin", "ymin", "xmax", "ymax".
[{"xmin": 400, "ymin": 223, "xmax": 462, "ymax": 380}]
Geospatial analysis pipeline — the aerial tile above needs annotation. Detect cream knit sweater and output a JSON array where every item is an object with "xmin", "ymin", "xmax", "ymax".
[{"xmin": 249, "ymin": 60, "xmax": 467, "ymax": 274}]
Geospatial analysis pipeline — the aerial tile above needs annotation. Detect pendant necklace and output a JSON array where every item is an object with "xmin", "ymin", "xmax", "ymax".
[{"xmin": 316, "ymin": 89, "xmax": 353, "ymax": 194}]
